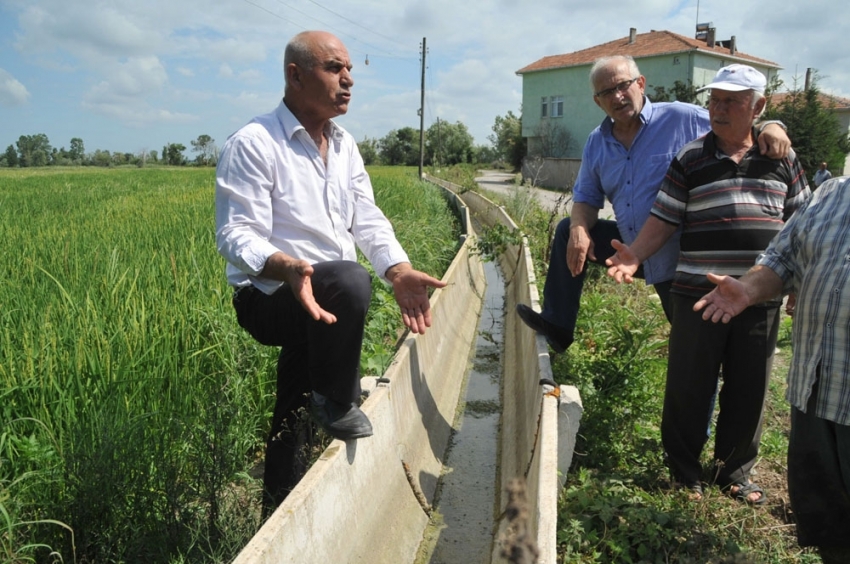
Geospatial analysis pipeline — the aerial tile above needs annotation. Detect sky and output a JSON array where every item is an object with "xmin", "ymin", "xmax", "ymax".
[{"xmin": 1, "ymin": 0, "xmax": 848, "ymax": 159}]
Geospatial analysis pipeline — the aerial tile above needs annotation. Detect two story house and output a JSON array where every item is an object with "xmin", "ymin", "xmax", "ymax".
[{"xmin": 516, "ymin": 27, "xmax": 781, "ymax": 161}]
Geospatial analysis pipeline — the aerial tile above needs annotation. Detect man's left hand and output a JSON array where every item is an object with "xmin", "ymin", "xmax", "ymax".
[
  {"xmin": 758, "ymin": 123, "xmax": 791, "ymax": 159},
  {"xmin": 387, "ymin": 263, "xmax": 447, "ymax": 334}
]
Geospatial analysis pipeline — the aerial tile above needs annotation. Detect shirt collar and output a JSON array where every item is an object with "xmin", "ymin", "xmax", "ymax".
[
  {"xmin": 600, "ymin": 96, "xmax": 652, "ymax": 135},
  {"xmin": 704, "ymin": 127, "xmax": 761, "ymax": 158},
  {"xmin": 275, "ymin": 99, "xmax": 343, "ymax": 142}
]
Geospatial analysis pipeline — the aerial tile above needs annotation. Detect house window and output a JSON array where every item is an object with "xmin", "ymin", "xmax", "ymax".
[
  {"xmin": 541, "ymin": 97, "xmax": 548, "ymax": 118},
  {"xmin": 550, "ymin": 96, "xmax": 564, "ymax": 117}
]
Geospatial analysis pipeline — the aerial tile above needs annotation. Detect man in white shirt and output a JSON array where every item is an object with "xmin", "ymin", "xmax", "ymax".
[{"xmin": 215, "ymin": 30, "xmax": 445, "ymax": 513}]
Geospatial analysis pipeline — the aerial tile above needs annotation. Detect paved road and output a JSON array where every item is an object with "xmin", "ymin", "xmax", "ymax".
[{"xmin": 473, "ymin": 169, "xmax": 616, "ymax": 220}]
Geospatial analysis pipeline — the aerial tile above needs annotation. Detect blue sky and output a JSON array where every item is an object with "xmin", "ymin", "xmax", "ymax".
[{"xmin": 1, "ymin": 0, "xmax": 847, "ymax": 158}]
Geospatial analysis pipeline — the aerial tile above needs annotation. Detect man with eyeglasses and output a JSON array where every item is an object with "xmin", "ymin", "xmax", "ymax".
[{"xmin": 516, "ymin": 55, "xmax": 791, "ymax": 354}]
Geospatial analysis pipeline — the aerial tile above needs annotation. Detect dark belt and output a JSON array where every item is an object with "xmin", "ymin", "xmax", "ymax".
[{"xmin": 233, "ymin": 285, "xmax": 255, "ymax": 299}]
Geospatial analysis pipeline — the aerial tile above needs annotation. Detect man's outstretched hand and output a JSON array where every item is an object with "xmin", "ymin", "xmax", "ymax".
[
  {"xmin": 693, "ymin": 273, "xmax": 749, "ymax": 324},
  {"xmin": 605, "ymin": 239, "xmax": 640, "ymax": 284},
  {"xmin": 284, "ymin": 259, "xmax": 338, "ymax": 324},
  {"xmin": 387, "ymin": 263, "xmax": 447, "ymax": 334}
]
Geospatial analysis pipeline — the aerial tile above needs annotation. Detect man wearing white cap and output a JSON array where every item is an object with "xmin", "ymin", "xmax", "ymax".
[{"xmin": 606, "ymin": 64, "xmax": 811, "ymax": 504}]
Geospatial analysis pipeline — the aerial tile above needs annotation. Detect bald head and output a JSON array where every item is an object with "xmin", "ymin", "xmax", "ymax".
[{"xmin": 283, "ymin": 31, "xmax": 354, "ymax": 131}]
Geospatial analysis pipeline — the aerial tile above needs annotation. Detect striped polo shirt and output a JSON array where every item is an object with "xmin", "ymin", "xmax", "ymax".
[{"xmin": 651, "ymin": 129, "xmax": 811, "ymax": 299}]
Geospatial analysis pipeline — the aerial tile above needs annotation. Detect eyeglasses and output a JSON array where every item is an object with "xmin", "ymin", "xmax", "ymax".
[{"xmin": 594, "ymin": 78, "xmax": 639, "ymax": 99}]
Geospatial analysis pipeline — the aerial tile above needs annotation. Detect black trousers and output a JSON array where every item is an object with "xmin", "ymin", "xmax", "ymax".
[
  {"xmin": 232, "ymin": 260, "xmax": 372, "ymax": 512},
  {"xmin": 788, "ymin": 374, "xmax": 850, "ymax": 549},
  {"xmin": 541, "ymin": 217, "xmax": 674, "ymax": 339},
  {"xmin": 662, "ymin": 294, "xmax": 778, "ymax": 487}
]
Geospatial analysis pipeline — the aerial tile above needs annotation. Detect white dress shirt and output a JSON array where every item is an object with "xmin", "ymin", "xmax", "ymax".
[{"xmin": 215, "ymin": 101, "xmax": 409, "ymax": 295}]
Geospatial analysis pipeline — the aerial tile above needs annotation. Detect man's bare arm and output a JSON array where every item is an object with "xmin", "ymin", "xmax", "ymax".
[{"xmin": 566, "ymin": 202, "xmax": 601, "ymax": 277}]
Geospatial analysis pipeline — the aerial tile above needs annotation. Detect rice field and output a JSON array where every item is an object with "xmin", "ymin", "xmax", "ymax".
[{"xmin": 0, "ymin": 166, "xmax": 460, "ymax": 563}]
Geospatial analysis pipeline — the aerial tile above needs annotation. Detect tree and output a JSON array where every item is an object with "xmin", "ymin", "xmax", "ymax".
[
  {"xmin": 378, "ymin": 127, "xmax": 419, "ymax": 166},
  {"xmin": 488, "ymin": 111, "xmax": 526, "ymax": 170},
  {"xmin": 190, "ymin": 134, "xmax": 217, "ymax": 166},
  {"xmin": 164, "ymin": 143, "xmax": 187, "ymax": 166},
  {"xmin": 474, "ymin": 144, "xmax": 498, "ymax": 164},
  {"xmin": 763, "ymin": 74, "xmax": 850, "ymax": 184},
  {"xmin": 91, "ymin": 149, "xmax": 112, "ymax": 167},
  {"xmin": 357, "ymin": 136, "xmax": 380, "ymax": 165},
  {"xmin": 16, "ymin": 133, "xmax": 52, "ymax": 167},
  {"xmin": 425, "ymin": 119, "xmax": 474, "ymax": 166},
  {"xmin": 69, "ymin": 138, "xmax": 85, "ymax": 164},
  {"xmin": 530, "ymin": 120, "xmax": 573, "ymax": 159},
  {"xmin": 3, "ymin": 144, "xmax": 18, "ymax": 167},
  {"xmin": 647, "ymin": 80, "xmax": 701, "ymax": 105}
]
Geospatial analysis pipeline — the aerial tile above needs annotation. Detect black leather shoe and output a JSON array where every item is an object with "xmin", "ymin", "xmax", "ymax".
[
  {"xmin": 515, "ymin": 303, "xmax": 572, "ymax": 353},
  {"xmin": 310, "ymin": 392, "xmax": 373, "ymax": 441}
]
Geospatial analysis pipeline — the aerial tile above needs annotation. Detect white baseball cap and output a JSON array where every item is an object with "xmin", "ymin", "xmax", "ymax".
[{"xmin": 697, "ymin": 64, "xmax": 766, "ymax": 94}]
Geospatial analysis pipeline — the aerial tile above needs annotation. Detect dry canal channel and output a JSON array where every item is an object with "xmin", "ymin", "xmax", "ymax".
[{"xmin": 416, "ymin": 260, "xmax": 505, "ymax": 563}]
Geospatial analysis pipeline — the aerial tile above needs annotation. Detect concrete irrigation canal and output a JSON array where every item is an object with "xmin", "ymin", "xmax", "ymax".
[{"xmin": 231, "ymin": 176, "xmax": 584, "ymax": 564}]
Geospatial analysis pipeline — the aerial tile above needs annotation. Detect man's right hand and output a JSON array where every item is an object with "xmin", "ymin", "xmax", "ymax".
[
  {"xmin": 605, "ymin": 239, "xmax": 640, "ymax": 283},
  {"xmin": 285, "ymin": 260, "xmax": 338, "ymax": 324},
  {"xmin": 262, "ymin": 252, "xmax": 337, "ymax": 324}
]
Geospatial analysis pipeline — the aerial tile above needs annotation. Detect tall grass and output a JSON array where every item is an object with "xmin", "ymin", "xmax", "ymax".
[{"xmin": 0, "ymin": 166, "xmax": 459, "ymax": 563}]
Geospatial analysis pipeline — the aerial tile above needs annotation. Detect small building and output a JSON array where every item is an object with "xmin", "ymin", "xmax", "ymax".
[{"xmin": 516, "ymin": 26, "xmax": 782, "ymax": 160}]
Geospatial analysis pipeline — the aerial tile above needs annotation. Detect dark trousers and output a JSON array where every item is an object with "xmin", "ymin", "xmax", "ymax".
[
  {"xmin": 788, "ymin": 374, "xmax": 850, "ymax": 550},
  {"xmin": 541, "ymin": 217, "xmax": 673, "ymax": 340},
  {"xmin": 662, "ymin": 294, "xmax": 778, "ymax": 487},
  {"xmin": 232, "ymin": 260, "xmax": 372, "ymax": 512}
]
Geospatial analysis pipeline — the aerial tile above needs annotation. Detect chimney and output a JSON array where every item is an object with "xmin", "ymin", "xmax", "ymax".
[
  {"xmin": 706, "ymin": 27, "xmax": 716, "ymax": 48},
  {"xmin": 629, "ymin": 28, "xmax": 637, "ymax": 44},
  {"xmin": 805, "ymin": 68, "xmax": 813, "ymax": 90},
  {"xmin": 729, "ymin": 35, "xmax": 736, "ymax": 54}
]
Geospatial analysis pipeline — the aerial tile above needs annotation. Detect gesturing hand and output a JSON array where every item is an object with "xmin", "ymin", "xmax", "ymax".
[
  {"xmin": 388, "ymin": 264, "xmax": 447, "ymax": 335},
  {"xmin": 284, "ymin": 259, "xmax": 338, "ymax": 325},
  {"xmin": 605, "ymin": 239, "xmax": 640, "ymax": 284},
  {"xmin": 693, "ymin": 273, "xmax": 748, "ymax": 324}
]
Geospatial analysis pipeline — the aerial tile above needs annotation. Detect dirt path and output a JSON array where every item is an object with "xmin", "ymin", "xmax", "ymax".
[{"xmin": 474, "ymin": 169, "xmax": 616, "ymax": 219}]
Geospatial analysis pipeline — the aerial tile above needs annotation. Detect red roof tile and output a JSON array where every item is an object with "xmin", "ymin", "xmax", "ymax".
[
  {"xmin": 516, "ymin": 29, "xmax": 780, "ymax": 74},
  {"xmin": 769, "ymin": 91, "xmax": 850, "ymax": 110}
]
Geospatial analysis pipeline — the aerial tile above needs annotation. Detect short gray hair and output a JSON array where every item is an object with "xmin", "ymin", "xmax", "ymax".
[
  {"xmin": 751, "ymin": 91, "xmax": 766, "ymax": 119},
  {"xmin": 589, "ymin": 56, "xmax": 640, "ymax": 90},
  {"xmin": 284, "ymin": 32, "xmax": 316, "ymax": 76}
]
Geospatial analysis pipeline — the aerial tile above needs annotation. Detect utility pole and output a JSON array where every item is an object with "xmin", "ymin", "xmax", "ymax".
[{"xmin": 418, "ymin": 37, "xmax": 426, "ymax": 179}]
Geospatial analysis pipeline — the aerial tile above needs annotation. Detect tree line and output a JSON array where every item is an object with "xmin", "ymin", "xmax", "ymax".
[
  {"xmin": 0, "ymin": 134, "xmax": 219, "ymax": 168},
  {"xmin": 0, "ymin": 116, "xmax": 528, "ymax": 171},
  {"xmin": 4, "ymin": 80, "xmax": 842, "ymax": 177}
]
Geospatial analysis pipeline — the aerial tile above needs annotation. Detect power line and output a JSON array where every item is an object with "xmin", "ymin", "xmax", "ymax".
[
  {"xmin": 302, "ymin": 0, "xmax": 408, "ymax": 49},
  {"xmin": 240, "ymin": 0, "xmax": 301, "ymax": 28},
  {"xmin": 241, "ymin": 0, "xmax": 412, "ymax": 59}
]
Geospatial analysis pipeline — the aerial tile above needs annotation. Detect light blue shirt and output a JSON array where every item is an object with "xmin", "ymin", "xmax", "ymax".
[
  {"xmin": 757, "ymin": 176, "xmax": 850, "ymax": 425},
  {"xmin": 573, "ymin": 99, "xmax": 710, "ymax": 284}
]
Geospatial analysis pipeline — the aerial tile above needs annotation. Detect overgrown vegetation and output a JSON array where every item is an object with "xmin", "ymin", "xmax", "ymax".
[
  {"xmin": 763, "ymin": 74, "xmax": 850, "ymax": 185},
  {"xmin": 437, "ymin": 164, "xmax": 820, "ymax": 564},
  {"xmin": 0, "ymin": 166, "xmax": 460, "ymax": 563}
]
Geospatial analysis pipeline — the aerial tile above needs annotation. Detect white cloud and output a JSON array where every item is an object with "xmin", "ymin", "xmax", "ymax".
[
  {"xmin": 0, "ymin": 69, "xmax": 30, "ymax": 105},
  {"xmin": 218, "ymin": 63, "xmax": 234, "ymax": 79}
]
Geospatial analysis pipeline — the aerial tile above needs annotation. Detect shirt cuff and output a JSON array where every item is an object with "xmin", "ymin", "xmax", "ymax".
[{"xmin": 757, "ymin": 120, "xmax": 787, "ymax": 133}]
